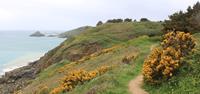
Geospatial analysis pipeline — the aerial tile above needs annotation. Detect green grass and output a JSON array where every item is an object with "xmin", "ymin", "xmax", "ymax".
[{"xmin": 67, "ymin": 36, "xmax": 160, "ymax": 94}]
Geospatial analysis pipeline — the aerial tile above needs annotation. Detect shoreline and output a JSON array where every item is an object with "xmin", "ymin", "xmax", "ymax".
[{"xmin": 0, "ymin": 53, "xmax": 44, "ymax": 77}]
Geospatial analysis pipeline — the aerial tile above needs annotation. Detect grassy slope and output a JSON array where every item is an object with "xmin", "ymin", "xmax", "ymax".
[
  {"xmin": 143, "ymin": 33, "xmax": 200, "ymax": 94},
  {"xmin": 21, "ymin": 21, "xmax": 200, "ymax": 94},
  {"xmin": 68, "ymin": 36, "xmax": 160, "ymax": 94},
  {"xmin": 58, "ymin": 26, "xmax": 92, "ymax": 38},
  {"xmin": 21, "ymin": 22, "xmax": 163, "ymax": 94}
]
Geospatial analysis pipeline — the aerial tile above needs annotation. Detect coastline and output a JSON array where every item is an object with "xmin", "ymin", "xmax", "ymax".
[{"xmin": 0, "ymin": 53, "xmax": 44, "ymax": 76}]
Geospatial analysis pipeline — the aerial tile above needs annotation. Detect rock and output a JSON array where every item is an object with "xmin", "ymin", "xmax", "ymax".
[
  {"xmin": 30, "ymin": 31, "xmax": 45, "ymax": 37},
  {"xmin": 0, "ymin": 61, "xmax": 39, "ymax": 94}
]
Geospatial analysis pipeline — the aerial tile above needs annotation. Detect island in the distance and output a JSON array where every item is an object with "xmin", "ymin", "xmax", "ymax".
[{"xmin": 30, "ymin": 31, "xmax": 45, "ymax": 37}]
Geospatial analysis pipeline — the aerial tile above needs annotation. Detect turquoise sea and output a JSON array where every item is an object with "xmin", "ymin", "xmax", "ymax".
[{"xmin": 0, "ymin": 31, "xmax": 65, "ymax": 75}]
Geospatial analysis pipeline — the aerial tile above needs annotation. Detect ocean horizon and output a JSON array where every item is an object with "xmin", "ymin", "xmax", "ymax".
[{"xmin": 0, "ymin": 31, "xmax": 65, "ymax": 75}]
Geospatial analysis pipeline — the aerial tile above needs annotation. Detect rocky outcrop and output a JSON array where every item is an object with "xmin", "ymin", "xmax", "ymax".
[
  {"xmin": 30, "ymin": 31, "xmax": 45, "ymax": 37},
  {"xmin": 0, "ymin": 61, "xmax": 40, "ymax": 94}
]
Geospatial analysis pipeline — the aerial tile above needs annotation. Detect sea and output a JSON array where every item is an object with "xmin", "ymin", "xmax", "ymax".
[{"xmin": 0, "ymin": 31, "xmax": 65, "ymax": 75}]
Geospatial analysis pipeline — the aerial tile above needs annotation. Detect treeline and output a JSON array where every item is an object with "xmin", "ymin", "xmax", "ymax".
[
  {"xmin": 96, "ymin": 18, "xmax": 150, "ymax": 26},
  {"xmin": 163, "ymin": 2, "xmax": 200, "ymax": 33}
]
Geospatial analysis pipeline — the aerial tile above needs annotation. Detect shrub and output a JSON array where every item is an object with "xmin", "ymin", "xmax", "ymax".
[
  {"xmin": 96, "ymin": 21, "xmax": 103, "ymax": 26},
  {"xmin": 106, "ymin": 19, "xmax": 123, "ymax": 23},
  {"xmin": 163, "ymin": 2, "xmax": 200, "ymax": 33},
  {"xmin": 161, "ymin": 31, "xmax": 196, "ymax": 56},
  {"xmin": 49, "ymin": 86, "xmax": 64, "ymax": 94},
  {"xmin": 36, "ymin": 85, "xmax": 49, "ymax": 94},
  {"xmin": 122, "ymin": 53, "xmax": 138, "ymax": 64},
  {"xmin": 51, "ymin": 66, "xmax": 111, "ymax": 93},
  {"xmin": 142, "ymin": 31, "xmax": 195, "ymax": 83},
  {"xmin": 124, "ymin": 18, "xmax": 132, "ymax": 22},
  {"xmin": 140, "ymin": 18, "xmax": 150, "ymax": 22}
]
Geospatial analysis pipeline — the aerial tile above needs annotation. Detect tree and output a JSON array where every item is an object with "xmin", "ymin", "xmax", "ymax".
[
  {"xmin": 96, "ymin": 21, "xmax": 103, "ymax": 26},
  {"xmin": 124, "ymin": 18, "xmax": 132, "ymax": 22},
  {"xmin": 163, "ymin": 1, "xmax": 200, "ymax": 33},
  {"xmin": 106, "ymin": 19, "xmax": 123, "ymax": 23},
  {"xmin": 140, "ymin": 18, "xmax": 149, "ymax": 22}
]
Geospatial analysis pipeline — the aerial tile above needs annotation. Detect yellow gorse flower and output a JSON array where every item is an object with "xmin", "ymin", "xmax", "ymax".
[
  {"xmin": 50, "ymin": 66, "xmax": 111, "ymax": 94},
  {"xmin": 143, "ymin": 31, "xmax": 195, "ymax": 83}
]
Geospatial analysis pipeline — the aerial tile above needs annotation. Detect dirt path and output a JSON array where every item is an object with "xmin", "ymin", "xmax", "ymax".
[{"xmin": 128, "ymin": 74, "xmax": 148, "ymax": 94}]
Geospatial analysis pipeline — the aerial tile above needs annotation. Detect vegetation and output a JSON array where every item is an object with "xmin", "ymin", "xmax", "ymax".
[
  {"xmin": 96, "ymin": 21, "xmax": 103, "ymax": 26},
  {"xmin": 144, "ymin": 33, "xmax": 200, "ymax": 94},
  {"xmin": 163, "ymin": 2, "xmax": 200, "ymax": 33},
  {"xmin": 50, "ymin": 66, "xmax": 111, "ymax": 94},
  {"xmin": 106, "ymin": 19, "xmax": 123, "ymax": 23},
  {"xmin": 15, "ymin": 6, "xmax": 200, "ymax": 93},
  {"xmin": 58, "ymin": 26, "xmax": 92, "ymax": 38},
  {"xmin": 124, "ymin": 18, "xmax": 132, "ymax": 22},
  {"xmin": 20, "ymin": 21, "xmax": 162, "ymax": 94},
  {"xmin": 140, "ymin": 18, "xmax": 150, "ymax": 22},
  {"xmin": 143, "ymin": 31, "xmax": 195, "ymax": 83}
]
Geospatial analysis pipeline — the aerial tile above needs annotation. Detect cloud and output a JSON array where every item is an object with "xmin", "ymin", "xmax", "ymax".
[
  {"xmin": 0, "ymin": 0, "xmax": 199, "ymax": 31},
  {"xmin": 0, "ymin": 8, "xmax": 15, "ymax": 21}
]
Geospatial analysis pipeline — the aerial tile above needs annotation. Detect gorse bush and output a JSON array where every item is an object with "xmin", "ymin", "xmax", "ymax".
[
  {"xmin": 50, "ymin": 66, "xmax": 111, "ymax": 94},
  {"xmin": 162, "ymin": 31, "xmax": 196, "ymax": 56},
  {"xmin": 143, "ymin": 31, "xmax": 195, "ymax": 83}
]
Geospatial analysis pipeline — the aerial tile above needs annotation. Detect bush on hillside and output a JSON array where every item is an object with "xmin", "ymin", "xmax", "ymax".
[
  {"xmin": 142, "ymin": 31, "xmax": 196, "ymax": 83},
  {"xmin": 50, "ymin": 66, "xmax": 111, "ymax": 94},
  {"xmin": 96, "ymin": 21, "xmax": 103, "ymax": 26},
  {"xmin": 106, "ymin": 19, "xmax": 123, "ymax": 23},
  {"xmin": 163, "ymin": 2, "xmax": 200, "ymax": 33},
  {"xmin": 140, "ymin": 18, "xmax": 150, "ymax": 22},
  {"xmin": 124, "ymin": 18, "xmax": 132, "ymax": 22}
]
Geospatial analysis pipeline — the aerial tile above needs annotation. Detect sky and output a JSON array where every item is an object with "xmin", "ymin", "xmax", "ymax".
[{"xmin": 0, "ymin": 0, "xmax": 199, "ymax": 32}]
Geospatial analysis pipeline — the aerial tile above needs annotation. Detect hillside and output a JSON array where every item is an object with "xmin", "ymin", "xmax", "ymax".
[
  {"xmin": 15, "ymin": 21, "xmax": 163, "ymax": 94},
  {"xmin": 1, "ymin": 0, "xmax": 200, "ymax": 94},
  {"xmin": 1, "ymin": 21, "xmax": 199, "ymax": 94},
  {"xmin": 58, "ymin": 26, "xmax": 92, "ymax": 38}
]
